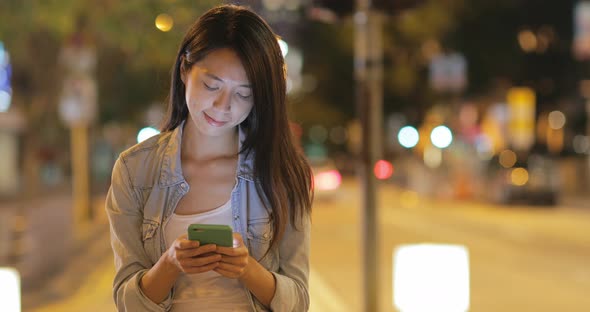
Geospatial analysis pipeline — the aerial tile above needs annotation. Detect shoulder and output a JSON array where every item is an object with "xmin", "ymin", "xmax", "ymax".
[
  {"xmin": 115, "ymin": 131, "xmax": 175, "ymax": 187},
  {"xmin": 119, "ymin": 130, "xmax": 173, "ymax": 157}
]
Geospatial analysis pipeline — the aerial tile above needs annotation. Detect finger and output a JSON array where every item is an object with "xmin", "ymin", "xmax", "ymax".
[
  {"xmin": 216, "ymin": 261, "xmax": 244, "ymax": 273},
  {"xmin": 182, "ymin": 253, "xmax": 222, "ymax": 267},
  {"xmin": 184, "ymin": 262, "xmax": 219, "ymax": 274},
  {"xmin": 176, "ymin": 238, "xmax": 200, "ymax": 250},
  {"xmin": 215, "ymin": 246, "xmax": 236, "ymax": 256},
  {"xmin": 219, "ymin": 255, "xmax": 248, "ymax": 266},
  {"xmin": 177, "ymin": 244, "xmax": 217, "ymax": 259},
  {"xmin": 216, "ymin": 245, "xmax": 248, "ymax": 256},
  {"xmin": 232, "ymin": 232, "xmax": 244, "ymax": 248}
]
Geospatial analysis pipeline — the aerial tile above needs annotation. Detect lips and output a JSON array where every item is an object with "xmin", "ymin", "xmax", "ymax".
[{"xmin": 203, "ymin": 112, "xmax": 229, "ymax": 127}]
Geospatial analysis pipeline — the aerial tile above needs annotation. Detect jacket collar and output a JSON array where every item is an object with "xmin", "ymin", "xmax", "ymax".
[{"xmin": 159, "ymin": 121, "xmax": 255, "ymax": 187}]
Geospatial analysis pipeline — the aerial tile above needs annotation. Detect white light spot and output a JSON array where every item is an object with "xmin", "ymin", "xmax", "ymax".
[
  {"xmin": 0, "ymin": 267, "xmax": 20, "ymax": 312},
  {"xmin": 431, "ymin": 125, "xmax": 453, "ymax": 149},
  {"xmin": 394, "ymin": 244, "xmax": 470, "ymax": 312},
  {"xmin": 0, "ymin": 90, "xmax": 11, "ymax": 112},
  {"xmin": 548, "ymin": 110, "xmax": 566, "ymax": 130},
  {"xmin": 398, "ymin": 126, "xmax": 419, "ymax": 148},
  {"xmin": 137, "ymin": 127, "xmax": 160, "ymax": 143},
  {"xmin": 278, "ymin": 39, "xmax": 289, "ymax": 57}
]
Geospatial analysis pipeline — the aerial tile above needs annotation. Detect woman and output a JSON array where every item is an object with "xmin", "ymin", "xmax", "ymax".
[{"xmin": 105, "ymin": 4, "xmax": 313, "ymax": 312}]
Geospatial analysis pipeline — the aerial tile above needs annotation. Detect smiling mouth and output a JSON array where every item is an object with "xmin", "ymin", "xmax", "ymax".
[{"xmin": 203, "ymin": 112, "xmax": 229, "ymax": 127}]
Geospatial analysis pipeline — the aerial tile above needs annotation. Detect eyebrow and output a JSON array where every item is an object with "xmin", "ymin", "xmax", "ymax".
[{"xmin": 204, "ymin": 72, "xmax": 251, "ymax": 88}]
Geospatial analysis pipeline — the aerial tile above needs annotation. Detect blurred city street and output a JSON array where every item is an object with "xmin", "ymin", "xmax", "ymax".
[
  {"xmin": 20, "ymin": 177, "xmax": 590, "ymax": 312},
  {"xmin": 2, "ymin": 1, "xmax": 590, "ymax": 311}
]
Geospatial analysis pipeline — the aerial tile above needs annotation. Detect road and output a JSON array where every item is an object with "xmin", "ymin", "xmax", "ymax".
[
  {"xmin": 24, "ymin": 178, "xmax": 590, "ymax": 311},
  {"xmin": 311, "ymin": 179, "xmax": 590, "ymax": 312}
]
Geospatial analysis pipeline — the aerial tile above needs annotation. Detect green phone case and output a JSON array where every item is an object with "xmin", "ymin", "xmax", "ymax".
[{"xmin": 187, "ymin": 224, "xmax": 233, "ymax": 247}]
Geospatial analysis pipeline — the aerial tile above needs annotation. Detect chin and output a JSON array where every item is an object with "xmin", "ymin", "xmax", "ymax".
[{"xmin": 197, "ymin": 121, "xmax": 234, "ymax": 137}]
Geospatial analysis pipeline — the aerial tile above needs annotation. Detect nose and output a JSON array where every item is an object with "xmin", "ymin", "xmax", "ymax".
[{"xmin": 213, "ymin": 90, "xmax": 231, "ymax": 112}]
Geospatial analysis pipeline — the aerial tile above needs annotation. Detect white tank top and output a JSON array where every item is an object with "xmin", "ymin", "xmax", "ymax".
[{"xmin": 164, "ymin": 198, "xmax": 252, "ymax": 312}]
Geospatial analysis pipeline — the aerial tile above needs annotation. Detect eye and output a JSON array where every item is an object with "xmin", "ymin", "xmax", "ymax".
[
  {"xmin": 237, "ymin": 92, "xmax": 252, "ymax": 100},
  {"xmin": 203, "ymin": 82, "xmax": 219, "ymax": 91}
]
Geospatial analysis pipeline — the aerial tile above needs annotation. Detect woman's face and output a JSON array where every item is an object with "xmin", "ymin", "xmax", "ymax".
[{"xmin": 183, "ymin": 48, "xmax": 254, "ymax": 137}]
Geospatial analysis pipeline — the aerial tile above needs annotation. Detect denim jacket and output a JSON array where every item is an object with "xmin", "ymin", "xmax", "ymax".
[{"xmin": 105, "ymin": 123, "xmax": 310, "ymax": 312}]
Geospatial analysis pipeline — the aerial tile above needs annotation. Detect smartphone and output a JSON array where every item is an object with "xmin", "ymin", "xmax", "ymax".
[{"xmin": 187, "ymin": 224, "xmax": 233, "ymax": 247}]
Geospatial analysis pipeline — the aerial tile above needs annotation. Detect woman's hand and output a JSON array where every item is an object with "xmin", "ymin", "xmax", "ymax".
[
  {"xmin": 214, "ymin": 233, "xmax": 250, "ymax": 279},
  {"xmin": 166, "ymin": 234, "xmax": 222, "ymax": 274}
]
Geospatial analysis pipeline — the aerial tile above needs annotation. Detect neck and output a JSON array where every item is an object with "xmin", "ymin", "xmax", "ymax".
[{"xmin": 181, "ymin": 120, "xmax": 238, "ymax": 161}]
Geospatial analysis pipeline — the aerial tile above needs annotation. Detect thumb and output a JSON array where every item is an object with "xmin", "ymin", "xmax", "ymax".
[{"xmin": 232, "ymin": 232, "xmax": 244, "ymax": 248}]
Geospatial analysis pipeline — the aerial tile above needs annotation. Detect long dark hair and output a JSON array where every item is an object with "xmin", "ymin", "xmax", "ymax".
[{"xmin": 161, "ymin": 5, "xmax": 313, "ymax": 253}]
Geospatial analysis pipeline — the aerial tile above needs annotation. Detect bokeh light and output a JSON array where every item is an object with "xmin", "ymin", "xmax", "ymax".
[
  {"xmin": 374, "ymin": 160, "xmax": 394, "ymax": 180},
  {"xmin": 314, "ymin": 170, "xmax": 341, "ymax": 191},
  {"xmin": 511, "ymin": 167, "xmax": 529, "ymax": 186},
  {"xmin": 137, "ymin": 127, "xmax": 160, "ymax": 143},
  {"xmin": 430, "ymin": 125, "xmax": 453, "ymax": 149},
  {"xmin": 155, "ymin": 14, "xmax": 174, "ymax": 32},
  {"xmin": 0, "ymin": 267, "xmax": 20, "ymax": 312},
  {"xmin": 518, "ymin": 30, "xmax": 537, "ymax": 52},
  {"xmin": 0, "ymin": 44, "xmax": 6, "ymax": 66},
  {"xmin": 424, "ymin": 146, "xmax": 442, "ymax": 169},
  {"xmin": 573, "ymin": 135, "xmax": 590, "ymax": 154},
  {"xmin": 398, "ymin": 126, "xmax": 419, "ymax": 148},
  {"xmin": 548, "ymin": 110, "xmax": 566, "ymax": 130},
  {"xmin": 499, "ymin": 150, "xmax": 517, "ymax": 168},
  {"xmin": 475, "ymin": 135, "xmax": 494, "ymax": 160},
  {"xmin": 0, "ymin": 68, "xmax": 7, "ymax": 86},
  {"xmin": 278, "ymin": 39, "xmax": 289, "ymax": 57},
  {"xmin": 0, "ymin": 90, "xmax": 11, "ymax": 112},
  {"xmin": 394, "ymin": 244, "xmax": 470, "ymax": 312}
]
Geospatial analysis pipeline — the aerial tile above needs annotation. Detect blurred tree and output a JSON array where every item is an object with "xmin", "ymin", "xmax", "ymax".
[
  {"xmin": 302, "ymin": 0, "xmax": 579, "ymax": 134},
  {"xmin": 0, "ymin": 0, "xmax": 218, "ymax": 124},
  {"xmin": 0, "ymin": 0, "xmax": 217, "ymax": 193}
]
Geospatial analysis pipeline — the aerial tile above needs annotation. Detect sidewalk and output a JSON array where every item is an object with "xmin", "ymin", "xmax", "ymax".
[
  {"xmin": 17, "ymin": 195, "xmax": 112, "ymax": 311},
  {"xmin": 0, "ymin": 191, "xmax": 73, "ymax": 286}
]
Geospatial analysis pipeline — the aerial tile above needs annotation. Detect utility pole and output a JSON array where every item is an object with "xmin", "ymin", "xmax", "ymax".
[{"xmin": 355, "ymin": 0, "xmax": 383, "ymax": 310}]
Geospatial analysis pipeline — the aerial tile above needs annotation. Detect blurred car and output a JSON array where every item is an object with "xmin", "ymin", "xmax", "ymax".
[{"xmin": 310, "ymin": 158, "xmax": 342, "ymax": 200}]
